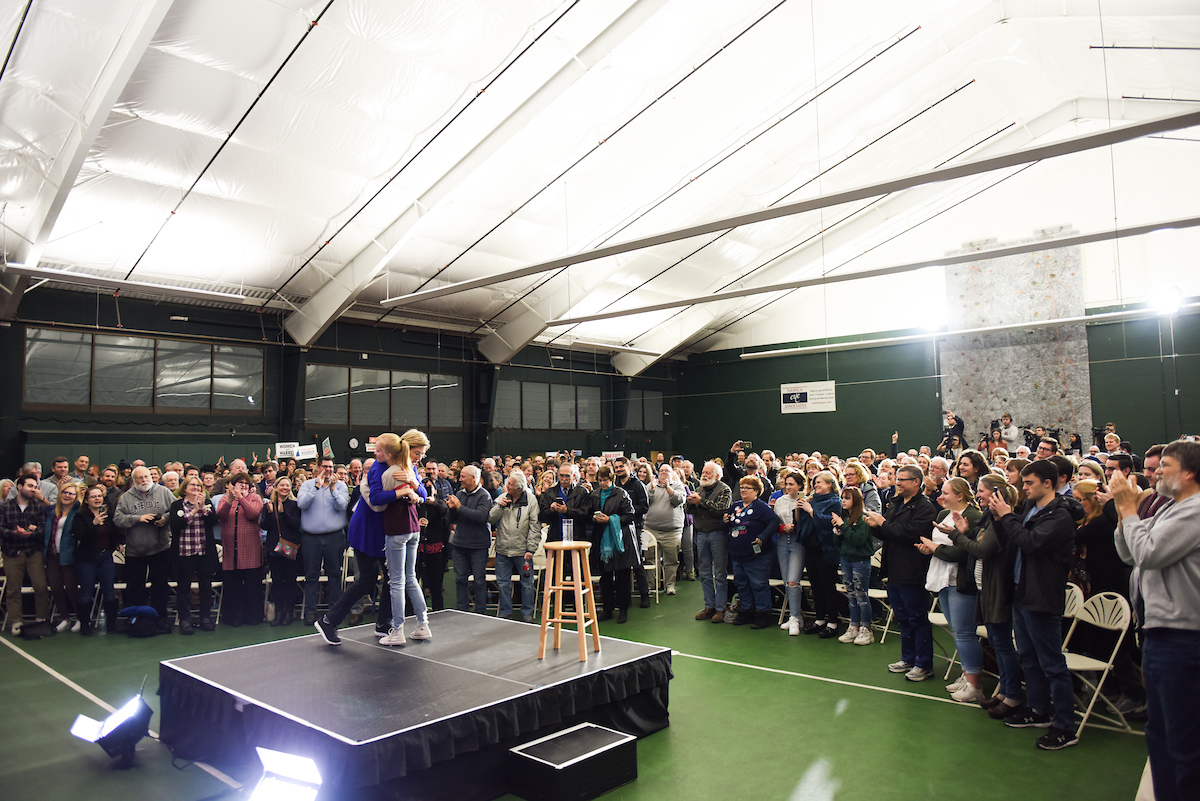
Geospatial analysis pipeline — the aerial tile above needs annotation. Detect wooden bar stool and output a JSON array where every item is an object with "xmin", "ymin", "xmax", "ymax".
[{"xmin": 538, "ymin": 541, "xmax": 601, "ymax": 661}]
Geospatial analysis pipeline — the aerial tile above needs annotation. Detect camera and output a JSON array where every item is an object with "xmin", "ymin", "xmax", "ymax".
[{"xmin": 989, "ymin": 419, "xmax": 1001, "ymax": 432}]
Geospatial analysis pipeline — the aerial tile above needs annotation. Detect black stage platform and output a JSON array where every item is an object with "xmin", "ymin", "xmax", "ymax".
[{"xmin": 159, "ymin": 610, "xmax": 671, "ymax": 800}]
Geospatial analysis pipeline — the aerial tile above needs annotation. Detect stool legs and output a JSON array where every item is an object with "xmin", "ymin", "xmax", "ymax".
[{"xmin": 538, "ymin": 544, "xmax": 601, "ymax": 661}]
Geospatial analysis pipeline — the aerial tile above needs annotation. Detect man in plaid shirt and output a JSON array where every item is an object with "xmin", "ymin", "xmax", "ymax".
[{"xmin": 1, "ymin": 474, "xmax": 52, "ymax": 633}]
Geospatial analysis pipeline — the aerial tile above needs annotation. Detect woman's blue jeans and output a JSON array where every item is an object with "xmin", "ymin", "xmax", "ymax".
[
  {"xmin": 840, "ymin": 558, "xmax": 872, "ymax": 628},
  {"xmin": 775, "ymin": 532, "xmax": 805, "ymax": 618},
  {"xmin": 384, "ymin": 532, "xmax": 427, "ymax": 628},
  {"xmin": 938, "ymin": 586, "xmax": 984, "ymax": 675}
]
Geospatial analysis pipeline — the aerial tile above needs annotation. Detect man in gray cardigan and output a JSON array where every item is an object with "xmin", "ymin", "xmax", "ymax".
[
  {"xmin": 447, "ymin": 465, "xmax": 493, "ymax": 613},
  {"xmin": 114, "ymin": 466, "xmax": 177, "ymax": 632},
  {"xmin": 1113, "ymin": 439, "xmax": 1200, "ymax": 801},
  {"xmin": 488, "ymin": 472, "xmax": 540, "ymax": 622}
]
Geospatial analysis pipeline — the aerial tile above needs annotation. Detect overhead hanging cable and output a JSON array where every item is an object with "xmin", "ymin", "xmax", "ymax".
[
  {"xmin": 258, "ymin": 0, "xmax": 583, "ymax": 311},
  {"xmin": 125, "ymin": 0, "xmax": 338, "ymax": 281},
  {"xmin": 378, "ymin": 0, "xmax": 800, "ymax": 328},
  {"xmin": 513, "ymin": 24, "xmax": 926, "ymax": 346}
]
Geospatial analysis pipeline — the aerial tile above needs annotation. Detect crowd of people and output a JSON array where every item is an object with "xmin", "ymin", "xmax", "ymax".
[{"xmin": 2, "ymin": 417, "xmax": 1197, "ymax": 787}]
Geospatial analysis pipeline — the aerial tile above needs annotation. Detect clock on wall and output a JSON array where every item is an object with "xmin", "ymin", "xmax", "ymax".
[{"xmin": 348, "ymin": 437, "xmax": 359, "ymax": 449}]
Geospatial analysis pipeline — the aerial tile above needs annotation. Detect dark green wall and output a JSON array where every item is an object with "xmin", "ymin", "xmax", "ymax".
[
  {"xmin": 1088, "ymin": 311, "xmax": 1200, "ymax": 451},
  {"xmin": 2, "ymin": 288, "xmax": 679, "ymax": 474},
  {"xmin": 675, "ymin": 338, "xmax": 943, "ymax": 463}
]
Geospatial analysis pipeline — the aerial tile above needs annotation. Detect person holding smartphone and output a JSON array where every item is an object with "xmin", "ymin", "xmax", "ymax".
[
  {"xmin": 726, "ymin": 476, "xmax": 775, "ymax": 629},
  {"xmin": 488, "ymin": 472, "xmax": 540, "ymax": 622},
  {"xmin": 582, "ymin": 466, "xmax": 639, "ymax": 623},
  {"xmin": 72, "ymin": 484, "xmax": 121, "ymax": 635},
  {"xmin": 114, "ymin": 466, "xmax": 177, "ymax": 633}
]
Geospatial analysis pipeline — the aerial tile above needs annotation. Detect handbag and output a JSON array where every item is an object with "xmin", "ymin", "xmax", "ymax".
[{"xmin": 271, "ymin": 505, "xmax": 299, "ymax": 560}]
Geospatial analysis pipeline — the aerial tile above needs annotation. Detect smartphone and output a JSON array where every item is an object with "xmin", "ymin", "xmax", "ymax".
[
  {"xmin": 752, "ymin": 541, "xmax": 762, "ymax": 555},
  {"xmin": 743, "ymin": 440, "xmax": 753, "ymax": 450}
]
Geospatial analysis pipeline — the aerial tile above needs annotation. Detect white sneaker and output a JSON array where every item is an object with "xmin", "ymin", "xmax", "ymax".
[
  {"xmin": 838, "ymin": 625, "xmax": 859, "ymax": 643},
  {"xmin": 905, "ymin": 666, "xmax": 934, "ymax": 682},
  {"xmin": 71, "ymin": 619, "xmax": 81, "ymax": 633},
  {"xmin": 787, "ymin": 618, "xmax": 801, "ymax": 636},
  {"xmin": 665, "ymin": 586, "xmax": 676, "ymax": 595},
  {"xmin": 946, "ymin": 675, "xmax": 968, "ymax": 692},
  {"xmin": 55, "ymin": 619, "xmax": 71, "ymax": 633},
  {"xmin": 410, "ymin": 622, "xmax": 432, "ymax": 641},
  {"xmin": 951, "ymin": 684, "xmax": 985, "ymax": 703},
  {"xmin": 854, "ymin": 627, "xmax": 875, "ymax": 645},
  {"xmin": 780, "ymin": 616, "xmax": 796, "ymax": 631},
  {"xmin": 379, "ymin": 627, "xmax": 406, "ymax": 647},
  {"xmin": 10, "ymin": 622, "xmax": 22, "ymax": 636}
]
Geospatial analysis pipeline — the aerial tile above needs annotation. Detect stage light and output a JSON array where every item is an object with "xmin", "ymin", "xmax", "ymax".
[
  {"xmin": 70, "ymin": 694, "xmax": 154, "ymax": 768},
  {"xmin": 1153, "ymin": 286, "xmax": 1184, "ymax": 315},
  {"xmin": 247, "ymin": 747, "xmax": 323, "ymax": 801}
]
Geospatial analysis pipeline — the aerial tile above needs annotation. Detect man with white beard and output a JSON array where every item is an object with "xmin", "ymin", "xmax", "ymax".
[
  {"xmin": 115, "ymin": 466, "xmax": 178, "ymax": 632},
  {"xmin": 689, "ymin": 461, "xmax": 732, "ymax": 623},
  {"xmin": 1113, "ymin": 440, "xmax": 1200, "ymax": 800}
]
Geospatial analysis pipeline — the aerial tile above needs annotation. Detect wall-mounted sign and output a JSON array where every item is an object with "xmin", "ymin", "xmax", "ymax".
[{"xmin": 780, "ymin": 380, "xmax": 836, "ymax": 414}]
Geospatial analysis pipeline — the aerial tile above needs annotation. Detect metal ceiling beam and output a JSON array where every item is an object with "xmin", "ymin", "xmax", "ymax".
[
  {"xmin": 283, "ymin": 0, "xmax": 672, "ymax": 348},
  {"xmin": 738, "ymin": 304, "xmax": 1200, "ymax": 360},
  {"xmin": 545, "ymin": 215, "xmax": 1200, "ymax": 326},
  {"xmin": 380, "ymin": 106, "xmax": 1200, "ymax": 309},
  {"xmin": 0, "ymin": 0, "xmax": 175, "ymax": 318}
]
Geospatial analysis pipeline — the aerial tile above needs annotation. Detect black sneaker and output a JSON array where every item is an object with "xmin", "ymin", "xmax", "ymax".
[
  {"xmin": 1004, "ymin": 709, "xmax": 1052, "ymax": 729},
  {"xmin": 1035, "ymin": 726, "xmax": 1079, "ymax": 751},
  {"xmin": 179, "ymin": 619, "xmax": 194, "ymax": 636},
  {"xmin": 315, "ymin": 616, "xmax": 341, "ymax": 646}
]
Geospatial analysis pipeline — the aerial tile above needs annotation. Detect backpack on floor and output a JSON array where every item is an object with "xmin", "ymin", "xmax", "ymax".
[{"xmin": 19, "ymin": 620, "xmax": 54, "ymax": 640}]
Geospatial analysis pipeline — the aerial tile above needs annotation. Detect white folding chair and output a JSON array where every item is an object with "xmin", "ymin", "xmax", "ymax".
[
  {"xmin": 868, "ymin": 550, "xmax": 896, "ymax": 642},
  {"xmin": 927, "ymin": 595, "xmax": 958, "ymax": 678},
  {"xmin": 1062, "ymin": 591, "xmax": 1135, "ymax": 738}
]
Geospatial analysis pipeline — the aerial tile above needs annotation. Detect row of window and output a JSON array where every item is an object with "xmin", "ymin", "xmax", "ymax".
[
  {"xmin": 24, "ymin": 328, "xmax": 263, "ymax": 413},
  {"xmin": 305, "ymin": 365, "xmax": 463, "ymax": 429},
  {"xmin": 492, "ymin": 381, "xmax": 663, "ymax": 431},
  {"xmin": 493, "ymin": 380, "xmax": 602, "ymax": 430}
]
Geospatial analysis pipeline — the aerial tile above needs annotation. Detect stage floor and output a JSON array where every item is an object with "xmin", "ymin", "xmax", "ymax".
[{"xmin": 159, "ymin": 610, "xmax": 672, "ymax": 795}]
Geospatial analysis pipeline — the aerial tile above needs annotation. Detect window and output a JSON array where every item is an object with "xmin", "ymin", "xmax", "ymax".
[
  {"xmin": 213, "ymin": 346, "xmax": 263, "ymax": 411},
  {"xmin": 156, "ymin": 339, "xmax": 211, "ymax": 408},
  {"xmin": 93, "ymin": 335, "xmax": 155, "ymax": 408},
  {"xmin": 391, "ymin": 371, "xmax": 429, "ymax": 429},
  {"xmin": 22, "ymin": 327, "xmax": 264, "ymax": 414},
  {"xmin": 493, "ymin": 380, "xmax": 521, "ymax": 429},
  {"xmin": 429, "ymin": 374, "xmax": 463, "ymax": 429},
  {"xmin": 305, "ymin": 364, "xmax": 349, "ymax": 426},
  {"xmin": 551, "ymin": 383, "xmax": 576, "ymax": 430},
  {"xmin": 24, "ymin": 329, "xmax": 92, "ymax": 405},
  {"xmin": 577, "ymin": 385, "xmax": 601, "ymax": 430},
  {"xmin": 521, "ymin": 382, "xmax": 549, "ymax": 429},
  {"xmin": 626, "ymin": 388, "xmax": 663, "ymax": 431},
  {"xmin": 350, "ymin": 368, "xmax": 389, "ymax": 427},
  {"xmin": 490, "ymin": 379, "xmax": 603, "ymax": 430},
  {"xmin": 303, "ymin": 367, "xmax": 466, "ymax": 431}
]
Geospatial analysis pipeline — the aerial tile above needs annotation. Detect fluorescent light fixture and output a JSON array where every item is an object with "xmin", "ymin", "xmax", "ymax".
[
  {"xmin": 4, "ymin": 263, "xmax": 246, "ymax": 303},
  {"xmin": 248, "ymin": 747, "xmax": 323, "ymax": 801},
  {"xmin": 1154, "ymin": 286, "xmax": 1184, "ymax": 315},
  {"xmin": 70, "ymin": 694, "xmax": 154, "ymax": 768}
]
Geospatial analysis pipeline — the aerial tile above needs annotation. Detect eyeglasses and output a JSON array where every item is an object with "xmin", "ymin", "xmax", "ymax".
[{"xmin": 895, "ymin": 477, "xmax": 917, "ymax": 483}]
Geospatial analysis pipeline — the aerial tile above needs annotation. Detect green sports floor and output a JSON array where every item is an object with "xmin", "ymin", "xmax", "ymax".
[{"xmin": 0, "ymin": 575, "xmax": 1149, "ymax": 801}]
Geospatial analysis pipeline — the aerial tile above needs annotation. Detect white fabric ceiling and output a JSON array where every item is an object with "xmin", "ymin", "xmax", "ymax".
[{"xmin": 1, "ymin": 0, "xmax": 1197, "ymax": 373}]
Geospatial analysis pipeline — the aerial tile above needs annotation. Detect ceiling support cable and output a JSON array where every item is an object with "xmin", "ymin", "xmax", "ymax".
[
  {"xmin": 258, "ymin": 0, "xmax": 584, "ymax": 310},
  {"xmin": 125, "ymin": 0, "xmax": 339, "ymax": 281},
  {"xmin": 376, "ymin": 0, "xmax": 799, "ymax": 326},
  {"xmin": 486, "ymin": 26, "xmax": 924, "ymax": 341}
]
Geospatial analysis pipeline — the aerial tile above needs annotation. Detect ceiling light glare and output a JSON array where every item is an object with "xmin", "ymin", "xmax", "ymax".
[{"xmin": 1153, "ymin": 286, "xmax": 1184, "ymax": 315}]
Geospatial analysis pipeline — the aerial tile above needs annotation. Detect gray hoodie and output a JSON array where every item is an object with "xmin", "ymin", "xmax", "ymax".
[
  {"xmin": 1116, "ymin": 493, "xmax": 1200, "ymax": 631},
  {"xmin": 114, "ymin": 482, "xmax": 177, "ymax": 557}
]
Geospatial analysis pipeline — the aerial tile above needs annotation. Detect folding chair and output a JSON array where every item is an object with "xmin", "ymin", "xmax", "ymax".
[
  {"xmin": 928, "ymin": 595, "xmax": 958, "ymax": 678},
  {"xmin": 643, "ymin": 540, "xmax": 661, "ymax": 605},
  {"xmin": 1063, "ymin": 591, "xmax": 1135, "ymax": 738},
  {"xmin": 868, "ymin": 549, "xmax": 896, "ymax": 643}
]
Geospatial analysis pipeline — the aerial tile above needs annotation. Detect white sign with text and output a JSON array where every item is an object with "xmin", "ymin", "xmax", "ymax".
[{"xmin": 780, "ymin": 380, "xmax": 836, "ymax": 414}]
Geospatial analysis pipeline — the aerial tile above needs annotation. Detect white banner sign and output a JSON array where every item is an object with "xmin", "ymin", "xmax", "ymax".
[
  {"xmin": 296, "ymin": 444, "xmax": 319, "ymax": 460},
  {"xmin": 780, "ymin": 380, "xmax": 836, "ymax": 414},
  {"xmin": 602, "ymin": 451, "xmax": 625, "ymax": 461},
  {"xmin": 275, "ymin": 442, "xmax": 299, "ymax": 459}
]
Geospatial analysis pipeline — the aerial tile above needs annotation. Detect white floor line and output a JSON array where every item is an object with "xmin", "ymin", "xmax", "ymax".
[
  {"xmin": 672, "ymin": 650, "xmax": 962, "ymax": 705},
  {"xmin": 0, "ymin": 635, "xmax": 242, "ymax": 790}
]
